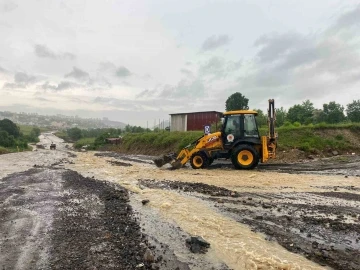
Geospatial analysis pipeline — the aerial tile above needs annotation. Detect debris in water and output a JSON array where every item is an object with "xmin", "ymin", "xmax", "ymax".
[
  {"xmin": 185, "ymin": 236, "xmax": 210, "ymax": 254},
  {"xmin": 107, "ymin": 160, "xmax": 132, "ymax": 167},
  {"xmin": 142, "ymin": 199, "xmax": 150, "ymax": 205}
]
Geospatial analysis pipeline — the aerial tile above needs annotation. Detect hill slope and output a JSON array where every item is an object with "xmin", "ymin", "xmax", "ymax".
[{"xmin": 98, "ymin": 124, "xmax": 360, "ymax": 162}]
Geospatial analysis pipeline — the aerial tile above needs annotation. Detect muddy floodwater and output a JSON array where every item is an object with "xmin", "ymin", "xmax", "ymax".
[{"xmin": 1, "ymin": 134, "xmax": 360, "ymax": 269}]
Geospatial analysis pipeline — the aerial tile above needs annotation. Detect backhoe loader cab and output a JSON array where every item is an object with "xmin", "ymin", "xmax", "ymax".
[{"xmin": 154, "ymin": 99, "xmax": 277, "ymax": 170}]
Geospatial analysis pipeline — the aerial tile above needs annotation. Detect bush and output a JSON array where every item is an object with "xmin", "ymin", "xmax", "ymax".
[
  {"xmin": 293, "ymin": 122, "xmax": 301, "ymax": 127},
  {"xmin": 74, "ymin": 137, "xmax": 96, "ymax": 149},
  {"xmin": 299, "ymin": 142, "xmax": 311, "ymax": 152},
  {"xmin": 67, "ymin": 127, "xmax": 83, "ymax": 141},
  {"xmin": 282, "ymin": 121, "xmax": 294, "ymax": 128},
  {"xmin": 0, "ymin": 146, "xmax": 10, "ymax": 154}
]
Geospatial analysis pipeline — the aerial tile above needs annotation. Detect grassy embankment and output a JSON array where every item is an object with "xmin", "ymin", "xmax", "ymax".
[
  {"xmin": 19, "ymin": 125, "xmax": 49, "ymax": 137},
  {"xmin": 72, "ymin": 123, "xmax": 360, "ymax": 158},
  {"xmin": 55, "ymin": 130, "xmax": 97, "ymax": 149}
]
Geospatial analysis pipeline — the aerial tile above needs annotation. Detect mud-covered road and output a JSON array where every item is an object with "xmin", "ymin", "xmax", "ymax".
[{"xmin": 1, "ymin": 134, "xmax": 360, "ymax": 270}]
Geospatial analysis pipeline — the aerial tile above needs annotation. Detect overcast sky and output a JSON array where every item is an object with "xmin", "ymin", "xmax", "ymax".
[{"xmin": 1, "ymin": 0, "xmax": 360, "ymax": 126}]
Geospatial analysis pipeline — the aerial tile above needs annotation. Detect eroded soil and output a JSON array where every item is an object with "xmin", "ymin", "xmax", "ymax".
[
  {"xmin": 138, "ymin": 179, "xmax": 360, "ymax": 270},
  {"xmin": 1, "ymin": 135, "xmax": 360, "ymax": 270},
  {"xmin": 0, "ymin": 167, "xmax": 194, "ymax": 269}
]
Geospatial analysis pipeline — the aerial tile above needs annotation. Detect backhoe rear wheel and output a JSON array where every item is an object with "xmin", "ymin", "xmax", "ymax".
[
  {"xmin": 190, "ymin": 152, "xmax": 209, "ymax": 169},
  {"xmin": 231, "ymin": 145, "xmax": 259, "ymax": 170}
]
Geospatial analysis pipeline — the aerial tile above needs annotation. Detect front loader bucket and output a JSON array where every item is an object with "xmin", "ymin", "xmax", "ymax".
[
  {"xmin": 170, "ymin": 160, "xmax": 182, "ymax": 170},
  {"xmin": 153, "ymin": 153, "xmax": 177, "ymax": 168}
]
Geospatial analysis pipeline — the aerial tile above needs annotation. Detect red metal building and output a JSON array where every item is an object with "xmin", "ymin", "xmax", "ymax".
[{"xmin": 170, "ymin": 111, "xmax": 222, "ymax": 132}]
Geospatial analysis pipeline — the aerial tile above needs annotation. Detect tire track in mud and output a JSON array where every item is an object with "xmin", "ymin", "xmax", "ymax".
[
  {"xmin": 0, "ymin": 168, "xmax": 191, "ymax": 270},
  {"xmin": 139, "ymin": 179, "xmax": 360, "ymax": 270}
]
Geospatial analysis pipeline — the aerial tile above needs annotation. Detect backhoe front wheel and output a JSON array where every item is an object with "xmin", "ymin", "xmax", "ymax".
[
  {"xmin": 231, "ymin": 145, "xmax": 259, "ymax": 170},
  {"xmin": 190, "ymin": 152, "xmax": 209, "ymax": 169}
]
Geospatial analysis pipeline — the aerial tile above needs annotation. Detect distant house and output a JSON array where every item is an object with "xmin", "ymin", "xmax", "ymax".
[
  {"xmin": 105, "ymin": 137, "xmax": 122, "ymax": 145},
  {"xmin": 170, "ymin": 111, "xmax": 222, "ymax": 132}
]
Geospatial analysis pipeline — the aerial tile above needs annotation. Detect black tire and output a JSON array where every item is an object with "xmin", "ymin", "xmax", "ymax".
[
  {"xmin": 231, "ymin": 145, "xmax": 259, "ymax": 170},
  {"xmin": 208, "ymin": 158, "xmax": 214, "ymax": 166},
  {"xmin": 190, "ymin": 152, "xmax": 209, "ymax": 169}
]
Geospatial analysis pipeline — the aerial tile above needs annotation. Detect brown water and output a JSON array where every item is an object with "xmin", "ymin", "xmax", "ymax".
[{"xmin": 66, "ymin": 152, "xmax": 350, "ymax": 270}]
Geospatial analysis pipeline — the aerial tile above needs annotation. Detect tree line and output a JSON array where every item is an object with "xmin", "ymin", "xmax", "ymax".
[
  {"xmin": 64, "ymin": 124, "xmax": 155, "ymax": 142},
  {"xmin": 225, "ymin": 92, "xmax": 360, "ymax": 127}
]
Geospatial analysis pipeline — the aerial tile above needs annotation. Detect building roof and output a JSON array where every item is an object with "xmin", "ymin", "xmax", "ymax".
[
  {"xmin": 170, "ymin": 110, "xmax": 223, "ymax": 116},
  {"xmin": 223, "ymin": 110, "xmax": 258, "ymax": 115}
]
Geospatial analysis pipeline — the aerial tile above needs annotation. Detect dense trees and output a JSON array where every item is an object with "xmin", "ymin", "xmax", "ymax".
[
  {"xmin": 286, "ymin": 100, "xmax": 314, "ymax": 125},
  {"xmin": 0, "ymin": 130, "xmax": 15, "ymax": 147},
  {"xmin": 225, "ymin": 93, "xmax": 360, "ymax": 127},
  {"xmin": 346, "ymin": 100, "xmax": 360, "ymax": 122},
  {"xmin": 67, "ymin": 127, "xmax": 83, "ymax": 141},
  {"xmin": 225, "ymin": 92, "xmax": 249, "ymax": 111},
  {"xmin": 320, "ymin": 102, "xmax": 346, "ymax": 124},
  {"xmin": 275, "ymin": 107, "xmax": 287, "ymax": 127},
  {"xmin": 0, "ymin": 119, "xmax": 20, "ymax": 138},
  {"xmin": 0, "ymin": 119, "xmax": 34, "ymax": 149},
  {"xmin": 252, "ymin": 109, "xmax": 267, "ymax": 127}
]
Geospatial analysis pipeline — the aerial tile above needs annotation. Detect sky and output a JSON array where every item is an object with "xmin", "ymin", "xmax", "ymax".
[{"xmin": 1, "ymin": 0, "xmax": 360, "ymax": 127}]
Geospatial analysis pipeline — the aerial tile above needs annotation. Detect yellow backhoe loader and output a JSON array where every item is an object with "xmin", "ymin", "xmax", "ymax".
[{"xmin": 154, "ymin": 99, "xmax": 277, "ymax": 170}]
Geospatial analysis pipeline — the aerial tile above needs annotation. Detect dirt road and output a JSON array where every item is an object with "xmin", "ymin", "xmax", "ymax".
[{"xmin": 1, "ymin": 134, "xmax": 359, "ymax": 269}]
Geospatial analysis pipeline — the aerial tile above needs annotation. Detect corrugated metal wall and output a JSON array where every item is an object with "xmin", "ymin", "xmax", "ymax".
[
  {"xmin": 187, "ymin": 112, "xmax": 220, "ymax": 131},
  {"xmin": 170, "ymin": 111, "xmax": 221, "ymax": 132},
  {"xmin": 171, "ymin": 114, "xmax": 187, "ymax": 131}
]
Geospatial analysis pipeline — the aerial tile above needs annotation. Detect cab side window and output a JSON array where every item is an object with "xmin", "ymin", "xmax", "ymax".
[{"xmin": 244, "ymin": 114, "xmax": 259, "ymax": 137}]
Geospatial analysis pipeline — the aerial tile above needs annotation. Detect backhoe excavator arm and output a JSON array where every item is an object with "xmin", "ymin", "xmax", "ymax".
[
  {"xmin": 268, "ymin": 99, "xmax": 276, "ymax": 141},
  {"xmin": 261, "ymin": 99, "xmax": 277, "ymax": 163}
]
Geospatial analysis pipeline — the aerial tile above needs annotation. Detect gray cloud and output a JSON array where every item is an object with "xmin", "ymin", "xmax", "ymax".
[
  {"xmin": 254, "ymin": 32, "xmax": 311, "ymax": 64},
  {"xmin": 115, "ymin": 66, "xmax": 131, "ymax": 77},
  {"xmin": 93, "ymin": 76, "xmax": 112, "ymax": 88},
  {"xmin": 35, "ymin": 44, "xmax": 56, "ymax": 59},
  {"xmin": 41, "ymin": 81, "xmax": 79, "ymax": 91},
  {"xmin": 0, "ymin": 21, "xmax": 11, "ymax": 28},
  {"xmin": 14, "ymin": 72, "xmax": 37, "ymax": 84},
  {"xmin": 334, "ymin": 5, "xmax": 360, "ymax": 29},
  {"xmin": 61, "ymin": 52, "xmax": 76, "ymax": 60},
  {"xmin": 0, "ymin": 66, "xmax": 8, "ymax": 73},
  {"xmin": 142, "ymin": 74, "xmax": 152, "ymax": 80},
  {"xmin": 1, "ymin": 71, "xmax": 38, "ymax": 89},
  {"xmin": 202, "ymin": 34, "xmax": 230, "ymax": 51},
  {"xmin": 135, "ymin": 89, "xmax": 156, "ymax": 99},
  {"xmin": 180, "ymin": 68, "xmax": 194, "ymax": 77},
  {"xmin": 65, "ymin": 67, "xmax": 89, "ymax": 81},
  {"xmin": 1, "ymin": 0, "xmax": 17, "ymax": 13},
  {"xmin": 98, "ymin": 61, "xmax": 116, "ymax": 72},
  {"xmin": 3, "ymin": 82, "xmax": 26, "ymax": 89},
  {"xmin": 159, "ymin": 79, "xmax": 205, "ymax": 99},
  {"xmin": 35, "ymin": 97, "xmax": 52, "ymax": 102},
  {"xmin": 34, "ymin": 44, "xmax": 76, "ymax": 60},
  {"xmin": 199, "ymin": 56, "xmax": 225, "ymax": 77},
  {"xmin": 198, "ymin": 56, "xmax": 242, "ymax": 79},
  {"xmin": 233, "ymin": 5, "xmax": 360, "ymax": 105},
  {"xmin": 93, "ymin": 96, "xmax": 139, "ymax": 110}
]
